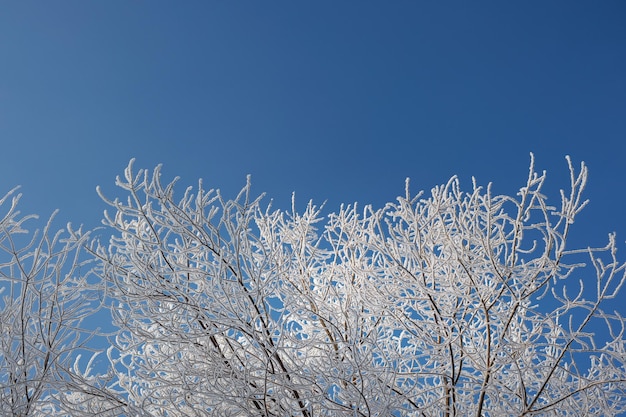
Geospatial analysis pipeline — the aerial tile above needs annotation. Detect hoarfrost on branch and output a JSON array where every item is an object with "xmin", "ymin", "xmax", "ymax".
[{"xmin": 2, "ymin": 154, "xmax": 626, "ymax": 416}]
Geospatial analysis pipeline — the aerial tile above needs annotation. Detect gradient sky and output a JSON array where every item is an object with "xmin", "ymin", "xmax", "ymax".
[{"xmin": 1, "ymin": 3, "xmax": 625, "ymax": 296}]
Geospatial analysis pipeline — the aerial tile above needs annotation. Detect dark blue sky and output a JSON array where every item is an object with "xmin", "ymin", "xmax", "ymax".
[{"xmin": 1, "ymin": 1, "xmax": 624, "ymax": 251}]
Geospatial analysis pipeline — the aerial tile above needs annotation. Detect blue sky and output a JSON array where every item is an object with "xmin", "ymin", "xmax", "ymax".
[{"xmin": 0, "ymin": 3, "xmax": 624, "ymax": 272}]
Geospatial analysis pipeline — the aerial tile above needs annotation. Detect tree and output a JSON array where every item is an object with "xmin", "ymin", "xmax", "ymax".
[
  {"xmin": 87, "ymin": 155, "xmax": 626, "ymax": 416},
  {"xmin": 2, "ymin": 155, "xmax": 626, "ymax": 416},
  {"xmin": 0, "ymin": 188, "xmax": 100, "ymax": 416}
]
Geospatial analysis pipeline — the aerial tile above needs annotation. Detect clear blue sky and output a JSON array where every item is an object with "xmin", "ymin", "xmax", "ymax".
[{"xmin": 0, "ymin": 2, "xmax": 624, "ymax": 253}]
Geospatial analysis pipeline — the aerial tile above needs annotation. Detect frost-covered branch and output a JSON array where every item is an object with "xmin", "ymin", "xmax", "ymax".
[{"xmin": 5, "ymin": 154, "xmax": 624, "ymax": 416}]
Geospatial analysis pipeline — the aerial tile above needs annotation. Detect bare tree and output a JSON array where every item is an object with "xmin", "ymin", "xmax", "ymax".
[
  {"xmin": 8, "ymin": 154, "xmax": 625, "ymax": 416},
  {"xmin": 0, "ymin": 187, "xmax": 103, "ymax": 416}
]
